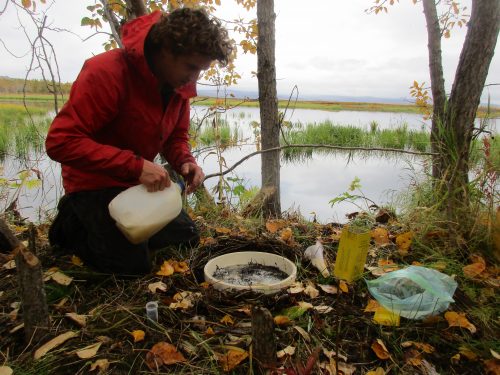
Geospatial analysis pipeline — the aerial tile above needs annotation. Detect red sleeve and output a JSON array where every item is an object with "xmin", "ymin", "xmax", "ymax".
[
  {"xmin": 45, "ymin": 58, "xmax": 143, "ymax": 181},
  {"xmin": 161, "ymin": 99, "xmax": 196, "ymax": 172}
]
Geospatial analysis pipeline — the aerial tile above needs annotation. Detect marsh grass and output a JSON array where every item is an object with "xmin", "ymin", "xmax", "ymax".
[
  {"xmin": 0, "ymin": 103, "xmax": 52, "ymax": 157},
  {"xmin": 196, "ymin": 119, "xmax": 244, "ymax": 147}
]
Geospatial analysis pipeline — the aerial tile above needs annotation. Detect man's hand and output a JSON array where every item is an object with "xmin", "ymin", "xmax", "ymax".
[
  {"xmin": 180, "ymin": 162, "xmax": 204, "ymax": 194},
  {"xmin": 139, "ymin": 160, "xmax": 171, "ymax": 192}
]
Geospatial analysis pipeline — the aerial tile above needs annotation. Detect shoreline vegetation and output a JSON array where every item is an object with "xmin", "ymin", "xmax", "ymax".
[{"xmin": 1, "ymin": 93, "xmax": 499, "ymax": 118}]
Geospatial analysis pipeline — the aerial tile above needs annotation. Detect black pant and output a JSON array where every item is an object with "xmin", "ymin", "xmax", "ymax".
[{"xmin": 48, "ymin": 188, "xmax": 199, "ymax": 275}]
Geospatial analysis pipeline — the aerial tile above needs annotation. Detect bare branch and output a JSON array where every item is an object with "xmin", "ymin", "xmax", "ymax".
[{"xmin": 204, "ymin": 144, "xmax": 437, "ymax": 180}]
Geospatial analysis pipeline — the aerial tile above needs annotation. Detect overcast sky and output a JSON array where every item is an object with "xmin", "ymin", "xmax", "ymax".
[{"xmin": 1, "ymin": 0, "xmax": 499, "ymax": 104}]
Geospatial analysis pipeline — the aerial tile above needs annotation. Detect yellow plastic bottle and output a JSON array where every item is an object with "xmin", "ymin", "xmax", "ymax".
[{"xmin": 333, "ymin": 225, "xmax": 371, "ymax": 282}]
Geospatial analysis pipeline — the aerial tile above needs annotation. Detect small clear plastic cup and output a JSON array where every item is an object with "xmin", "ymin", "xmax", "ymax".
[{"xmin": 145, "ymin": 301, "xmax": 158, "ymax": 322}]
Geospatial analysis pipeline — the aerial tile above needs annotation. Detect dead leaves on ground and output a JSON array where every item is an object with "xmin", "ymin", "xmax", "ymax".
[
  {"xmin": 156, "ymin": 259, "xmax": 190, "ymax": 277},
  {"xmin": 214, "ymin": 348, "xmax": 249, "ymax": 372},
  {"xmin": 444, "ymin": 311, "xmax": 477, "ymax": 333},
  {"xmin": 145, "ymin": 342, "xmax": 186, "ymax": 371}
]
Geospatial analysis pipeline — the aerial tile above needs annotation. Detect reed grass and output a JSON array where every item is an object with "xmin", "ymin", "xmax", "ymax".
[{"xmin": 0, "ymin": 103, "xmax": 52, "ymax": 157}]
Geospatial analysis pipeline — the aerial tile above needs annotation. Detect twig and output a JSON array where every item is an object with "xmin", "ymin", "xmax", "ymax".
[{"xmin": 204, "ymin": 144, "xmax": 437, "ymax": 180}]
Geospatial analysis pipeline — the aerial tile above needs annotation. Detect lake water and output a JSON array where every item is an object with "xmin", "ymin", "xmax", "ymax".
[{"xmin": 4, "ymin": 105, "xmax": 493, "ymax": 223}]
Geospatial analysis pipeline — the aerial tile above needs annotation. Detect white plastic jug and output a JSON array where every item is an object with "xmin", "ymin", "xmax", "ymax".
[{"xmin": 108, "ymin": 183, "xmax": 183, "ymax": 244}]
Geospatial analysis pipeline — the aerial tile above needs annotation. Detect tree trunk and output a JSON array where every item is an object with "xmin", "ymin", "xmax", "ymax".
[
  {"xmin": 422, "ymin": 0, "xmax": 447, "ymax": 179},
  {"xmin": 444, "ymin": 0, "xmax": 499, "ymax": 217},
  {"xmin": 251, "ymin": 306, "xmax": 276, "ymax": 369},
  {"xmin": 257, "ymin": 0, "xmax": 281, "ymax": 218}
]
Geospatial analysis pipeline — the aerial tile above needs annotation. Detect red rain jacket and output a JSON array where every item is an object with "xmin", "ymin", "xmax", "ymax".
[{"xmin": 46, "ymin": 11, "xmax": 197, "ymax": 194}]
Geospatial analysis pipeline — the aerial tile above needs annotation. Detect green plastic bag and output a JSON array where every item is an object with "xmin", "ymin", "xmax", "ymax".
[{"xmin": 366, "ymin": 266, "xmax": 457, "ymax": 319}]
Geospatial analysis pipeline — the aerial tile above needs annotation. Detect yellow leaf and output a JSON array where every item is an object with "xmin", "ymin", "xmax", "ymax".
[
  {"xmin": 274, "ymin": 315, "xmax": 292, "ymax": 326},
  {"xmin": 265, "ymin": 219, "xmax": 287, "ymax": 233},
  {"xmin": 371, "ymin": 227, "xmax": 390, "ymax": 245},
  {"xmin": 173, "ymin": 260, "xmax": 190, "ymax": 273},
  {"xmin": 34, "ymin": 331, "xmax": 79, "ymax": 360},
  {"xmin": 76, "ymin": 342, "xmax": 102, "ymax": 359},
  {"xmin": 220, "ymin": 314, "xmax": 235, "ymax": 326},
  {"xmin": 396, "ymin": 232, "xmax": 413, "ymax": 256},
  {"xmin": 458, "ymin": 346, "xmax": 478, "ymax": 361},
  {"xmin": 156, "ymin": 261, "xmax": 174, "ymax": 276},
  {"xmin": 217, "ymin": 349, "xmax": 248, "ymax": 372},
  {"xmin": 303, "ymin": 282, "xmax": 319, "ymax": 299},
  {"xmin": 339, "ymin": 280, "xmax": 349, "ymax": 293},
  {"xmin": 366, "ymin": 367, "xmax": 386, "ymax": 375},
  {"xmin": 444, "ymin": 311, "xmax": 477, "ymax": 333},
  {"xmin": 131, "ymin": 330, "xmax": 145, "ymax": 343},
  {"xmin": 401, "ymin": 341, "xmax": 435, "ymax": 353},
  {"xmin": 145, "ymin": 342, "xmax": 186, "ymax": 370},
  {"xmin": 463, "ymin": 256, "xmax": 486, "ymax": 278},
  {"xmin": 89, "ymin": 358, "xmax": 110, "ymax": 372},
  {"xmin": 65, "ymin": 312, "xmax": 87, "ymax": 327},
  {"xmin": 71, "ymin": 255, "xmax": 83, "ymax": 266},
  {"xmin": 318, "ymin": 284, "xmax": 338, "ymax": 294},
  {"xmin": 277, "ymin": 345, "xmax": 296, "ymax": 358},
  {"xmin": 21, "ymin": 0, "xmax": 31, "ymax": 8},
  {"xmin": 215, "ymin": 227, "xmax": 231, "ymax": 234},
  {"xmin": 280, "ymin": 227, "xmax": 293, "ymax": 243},
  {"xmin": 205, "ymin": 327, "xmax": 215, "ymax": 336},
  {"xmin": 373, "ymin": 306, "xmax": 400, "ymax": 326},
  {"xmin": 199, "ymin": 281, "xmax": 210, "ymax": 289},
  {"xmin": 148, "ymin": 281, "xmax": 168, "ymax": 293},
  {"xmin": 371, "ymin": 339, "xmax": 391, "ymax": 360},
  {"xmin": 297, "ymin": 301, "xmax": 313, "ymax": 310},
  {"xmin": 2, "ymin": 260, "xmax": 16, "ymax": 270}
]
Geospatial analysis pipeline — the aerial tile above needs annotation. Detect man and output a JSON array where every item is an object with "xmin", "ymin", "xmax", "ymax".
[{"xmin": 46, "ymin": 8, "xmax": 233, "ymax": 275}]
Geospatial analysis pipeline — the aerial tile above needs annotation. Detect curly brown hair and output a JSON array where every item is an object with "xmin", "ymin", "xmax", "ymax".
[{"xmin": 149, "ymin": 8, "xmax": 233, "ymax": 66}]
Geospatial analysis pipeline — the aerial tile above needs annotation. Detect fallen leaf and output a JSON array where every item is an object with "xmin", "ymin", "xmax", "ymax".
[
  {"xmin": 288, "ymin": 281, "xmax": 304, "ymax": 294},
  {"xmin": 396, "ymin": 231, "xmax": 413, "ymax": 256},
  {"xmin": 366, "ymin": 367, "xmax": 386, "ymax": 375},
  {"xmin": 364, "ymin": 299, "xmax": 380, "ymax": 312},
  {"xmin": 199, "ymin": 281, "xmax": 210, "ymax": 289},
  {"xmin": 156, "ymin": 261, "xmax": 174, "ymax": 276},
  {"xmin": 297, "ymin": 301, "xmax": 313, "ymax": 310},
  {"xmin": 146, "ymin": 342, "xmax": 186, "ymax": 370},
  {"xmin": 34, "ymin": 331, "xmax": 79, "ymax": 360},
  {"xmin": 215, "ymin": 227, "xmax": 231, "ymax": 234},
  {"xmin": 304, "ymin": 282, "xmax": 319, "ymax": 298},
  {"xmin": 53, "ymin": 271, "xmax": 74, "ymax": 286},
  {"xmin": 372, "ymin": 227, "xmax": 390, "ymax": 245},
  {"xmin": 274, "ymin": 315, "xmax": 292, "ymax": 326},
  {"xmin": 220, "ymin": 314, "xmax": 235, "ymax": 326},
  {"xmin": 0, "ymin": 366, "xmax": 13, "ymax": 375},
  {"xmin": 76, "ymin": 342, "xmax": 102, "ymax": 359},
  {"xmin": 280, "ymin": 227, "xmax": 293, "ymax": 243},
  {"xmin": 323, "ymin": 348, "xmax": 348, "ymax": 361},
  {"xmin": 338, "ymin": 362, "xmax": 356, "ymax": 375},
  {"xmin": 314, "ymin": 305, "xmax": 333, "ymax": 314},
  {"xmin": 318, "ymin": 284, "xmax": 338, "ymax": 294},
  {"xmin": 131, "ymin": 330, "xmax": 145, "ymax": 343},
  {"xmin": 236, "ymin": 305, "xmax": 252, "ymax": 316},
  {"xmin": 205, "ymin": 327, "xmax": 215, "ymax": 336},
  {"xmin": 199, "ymin": 236, "xmax": 217, "ymax": 246},
  {"xmin": 373, "ymin": 306, "xmax": 400, "ymax": 326},
  {"xmin": 65, "ymin": 312, "xmax": 87, "ymax": 327},
  {"xmin": 281, "ymin": 305, "xmax": 309, "ymax": 320},
  {"xmin": 172, "ymin": 260, "xmax": 189, "ymax": 273},
  {"xmin": 445, "ymin": 311, "xmax": 477, "ymax": 333},
  {"xmin": 401, "ymin": 341, "xmax": 435, "ymax": 354},
  {"xmin": 405, "ymin": 348, "xmax": 423, "ymax": 366},
  {"xmin": 484, "ymin": 359, "xmax": 500, "ymax": 375},
  {"xmin": 491, "ymin": 349, "xmax": 500, "ymax": 360},
  {"xmin": 371, "ymin": 339, "xmax": 391, "ymax": 360},
  {"xmin": 148, "ymin": 281, "xmax": 168, "ymax": 293},
  {"xmin": 216, "ymin": 349, "xmax": 249, "ymax": 371},
  {"xmin": 89, "ymin": 358, "xmax": 110, "ymax": 372},
  {"xmin": 458, "ymin": 346, "xmax": 478, "ymax": 361},
  {"xmin": 265, "ymin": 219, "xmax": 287, "ymax": 233},
  {"xmin": 71, "ymin": 255, "xmax": 83, "ymax": 266},
  {"xmin": 293, "ymin": 325, "xmax": 311, "ymax": 342},
  {"xmin": 277, "ymin": 345, "xmax": 296, "ymax": 359},
  {"xmin": 430, "ymin": 261, "xmax": 447, "ymax": 271},
  {"xmin": 339, "ymin": 280, "xmax": 349, "ymax": 293},
  {"xmin": 463, "ymin": 256, "xmax": 486, "ymax": 278},
  {"xmin": 2, "ymin": 260, "xmax": 16, "ymax": 270},
  {"xmin": 9, "ymin": 323, "xmax": 24, "ymax": 334}
]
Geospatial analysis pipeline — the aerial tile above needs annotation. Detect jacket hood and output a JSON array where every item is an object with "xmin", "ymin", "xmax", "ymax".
[{"xmin": 121, "ymin": 11, "xmax": 196, "ymax": 99}]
